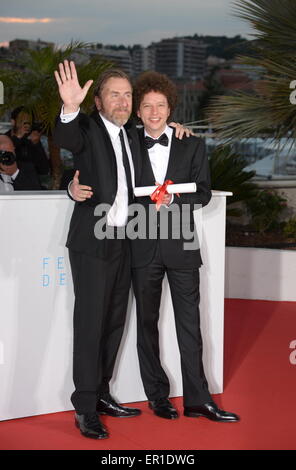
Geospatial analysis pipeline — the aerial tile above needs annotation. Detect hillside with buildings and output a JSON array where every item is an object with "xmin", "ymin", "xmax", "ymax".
[{"xmin": 0, "ymin": 34, "xmax": 257, "ymax": 124}]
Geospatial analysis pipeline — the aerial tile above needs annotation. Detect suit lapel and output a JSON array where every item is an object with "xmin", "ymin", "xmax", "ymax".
[
  {"xmin": 91, "ymin": 111, "xmax": 142, "ymax": 186},
  {"xmin": 90, "ymin": 111, "xmax": 118, "ymax": 178},
  {"xmin": 164, "ymin": 132, "xmax": 182, "ymax": 181},
  {"xmin": 137, "ymin": 127, "xmax": 185, "ymax": 186},
  {"xmin": 125, "ymin": 121, "xmax": 142, "ymax": 184},
  {"xmin": 137, "ymin": 127, "xmax": 156, "ymax": 185}
]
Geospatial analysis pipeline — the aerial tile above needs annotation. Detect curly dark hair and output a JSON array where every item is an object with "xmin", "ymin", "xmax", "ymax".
[{"xmin": 133, "ymin": 71, "xmax": 178, "ymax": 120}]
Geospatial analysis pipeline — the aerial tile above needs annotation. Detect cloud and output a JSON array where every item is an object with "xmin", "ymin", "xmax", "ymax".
[
  {"xmin": 0, "ymin": 1, "xmax": 252, "ymax": 46},
  {"xmin": 0, "ymin": 17, "xmax": 55, "ymax": 24}
]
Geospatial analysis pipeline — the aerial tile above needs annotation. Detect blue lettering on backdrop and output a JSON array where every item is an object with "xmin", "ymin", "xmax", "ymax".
[
  {"xmin": 59, "ymin": 273, "xmax": 66, "ymax": 285},
  {"xmin": 42, "ymin": 274, "xmax": 50, "ymax": 287},
  {"xmin": 42, "ymin": 256, "xmax": 67, "ymax": 286}
]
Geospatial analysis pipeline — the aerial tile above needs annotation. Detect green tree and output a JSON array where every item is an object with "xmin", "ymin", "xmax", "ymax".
[
  {"xmin": 198, "ymin": 66, "xmax": 225, "ymax": 120},
  {"xmin": 246, "ymin": 189, "xmax": 287, "ymax": 233},
  {"xmin": 0, "ymin": 41, "xmax": 111, "ymax": 188},
  {"xmin": 209, "ymin": 144, "xmax": 258, "ymax": 216},
  {"xmin": 207, "ymin": 0, "xmax": 296, "ymax": 142}
]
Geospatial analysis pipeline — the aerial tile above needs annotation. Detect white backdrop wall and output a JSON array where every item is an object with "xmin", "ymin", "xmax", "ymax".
[
  {"xmin": 0, "ymin": 191, "xmax": 229, "ymax": 421},
  {"xmin": 225, "ymin": 246, "xmax": 296, "ymax": 301}
]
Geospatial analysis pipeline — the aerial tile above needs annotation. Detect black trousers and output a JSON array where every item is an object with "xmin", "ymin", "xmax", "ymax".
[
  {"xmin": 69, "ymin": 238, "xmax": 131, "ymax": 414},
  {"xmin": 132, "ymin": 242, "xmax": 212, "ymax": 407}
]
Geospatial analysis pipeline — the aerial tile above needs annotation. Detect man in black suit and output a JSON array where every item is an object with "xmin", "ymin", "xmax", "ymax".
[
  {"xmin": 67, "ymin": 67, "xmax": 239, "ymax": 426},
  {"xmin": 131, "ymin": 71, "xmax": 240, "ymax": 423},
  {"xmin": 53, "ymin": 60, "xmax": 142, "ymax": 439},
  {"xmin": 0, "ymin": 135, "xmax": 41, "ymax": 191}
]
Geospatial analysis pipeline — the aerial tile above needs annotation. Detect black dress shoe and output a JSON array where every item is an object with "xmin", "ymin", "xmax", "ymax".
[
  {"xmin": 184, "ymin": 401, "xmax": 240, "ymax": 422},
  {"xmin": 96, "ymin": 395, "xmax": 141, "ymax": 418},
  {"xmin": 149, "ymin": 398, "xmax": 179, "ymax": 420},
  {"xmin": 75, "ymin": 412, "xmax": 109, "ymax": 439}
]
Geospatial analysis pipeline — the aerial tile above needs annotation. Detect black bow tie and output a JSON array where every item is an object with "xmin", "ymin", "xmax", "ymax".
[{"xmin": 144, "ymin": 133, "xmax": 169, "ymax": 149}]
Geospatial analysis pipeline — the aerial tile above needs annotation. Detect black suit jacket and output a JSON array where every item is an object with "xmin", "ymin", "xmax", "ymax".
[
  {"xmin": 53, "ymin": 111, "xmax": 141, "ymax": 258},
  {"xmin": 6, "ymin": 130, "xmax": 50, "ymax": 176},
  {"xmin": 10, "ymin": 161, "xmax": 41, "ymax": 190},
  {"xmin": 131, "ymin": 128, "xmax": 212, "ymax": 269}
]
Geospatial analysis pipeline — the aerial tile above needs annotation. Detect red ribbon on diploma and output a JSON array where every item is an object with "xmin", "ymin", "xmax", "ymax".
[{"xmin": 150, "ymin": 179, "xmax": 179, "ymax": 210}]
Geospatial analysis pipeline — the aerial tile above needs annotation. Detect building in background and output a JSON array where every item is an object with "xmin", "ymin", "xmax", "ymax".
[
  {"xmin": 153, "ymin": 37, "xmax": 207, "ymax": 80},
  {"xmin": 131, "ymin": 45, "xmax": 156, "ymax": 76},
  {"xmin": 2, "ymin": 36, "xmax": 260, "ymax": 126},
  {"xmin": 9, "ymin": 39, "xmax": 55, "ymax": 53},
  {"xmin": 72, "ymin": 46, "xmax": 133, "ymax": 75},
  {"xmin": 95, "ymin": 47, "xmax": 133, "ymax": 75},
  {"xmin": 174, "ymin": 81, "xmax": 206, "ymax": 124}
]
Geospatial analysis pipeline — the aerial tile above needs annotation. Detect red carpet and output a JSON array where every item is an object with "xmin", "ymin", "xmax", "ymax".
[{"xmin": 1, "ymin": 299, "xmax": 296, "ymax": 450}]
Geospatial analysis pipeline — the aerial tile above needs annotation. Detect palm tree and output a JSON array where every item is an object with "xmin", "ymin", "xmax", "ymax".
[
  {"xmin": 0, "ymin": 41, "xmax": 111, "ymax": 188},
  {"xmin": 207, "ymin": 0, "xmax": 296, "ymax": 142},
  {"xmin": 209, "ymin": 144, "xmax": 258, "ymax": 216}
]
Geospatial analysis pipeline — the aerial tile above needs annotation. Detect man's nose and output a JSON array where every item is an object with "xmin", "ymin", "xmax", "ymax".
[{"xmin": 118, "ymin": 95, "xmax": 128, "ymax": 107}]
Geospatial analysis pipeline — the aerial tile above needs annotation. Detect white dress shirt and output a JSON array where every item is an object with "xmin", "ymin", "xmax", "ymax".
[
  {"xmin": 0, "ymin": 169, "xmax": 19, "ymax": 192},
  {"xmin": 145, "ymin": 125, "xmax": 172, "ymax": 184},
  {"xmin": 145, "ymin": 125, "xmax": 174, "ymax": 205},
  {"xmin": 60, "ymin": 106, "xmax": 135, "ymax": 226},
  {"xmin": 100, "ymin": 114, "xmax": 135, "ymax": 226}
]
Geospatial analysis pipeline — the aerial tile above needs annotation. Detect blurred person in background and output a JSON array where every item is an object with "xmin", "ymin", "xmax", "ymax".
[
  {"xmin": 0, "ymin": 134, "xmax": 41, "ymax": 191},
  {"xmin": 6, "ymin": 106, "xmax": 50, "ymax": 181}
]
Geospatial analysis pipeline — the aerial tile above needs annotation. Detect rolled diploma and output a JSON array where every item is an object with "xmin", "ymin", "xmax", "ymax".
[{"xmin": 134, "ymin": 182, "xmax": 197, "ymax": 197}]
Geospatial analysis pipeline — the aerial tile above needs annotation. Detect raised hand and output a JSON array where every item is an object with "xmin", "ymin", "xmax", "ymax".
[{"xmin": 54, "ymin": 60, "xmax": 93, "ymax": 114}]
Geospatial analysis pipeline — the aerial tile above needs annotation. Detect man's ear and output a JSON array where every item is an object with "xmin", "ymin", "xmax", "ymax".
[{"xmin": 94, "ymin": 96, "xmax": 101, "ymax": 111}]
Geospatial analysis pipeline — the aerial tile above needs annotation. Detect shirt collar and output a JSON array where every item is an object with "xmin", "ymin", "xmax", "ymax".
[
  {"xmin": 144, "ymin": 124, "xmax": 172, "ymax": 140},
  {"xmin": 100, "ymin": 112, "xmax": 122, "ymax": 140}
]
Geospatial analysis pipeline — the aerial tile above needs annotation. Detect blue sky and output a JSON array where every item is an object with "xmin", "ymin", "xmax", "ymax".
[{"xmin": 0, "ymin": 0, "xmax": 253, "ymax": 47}]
